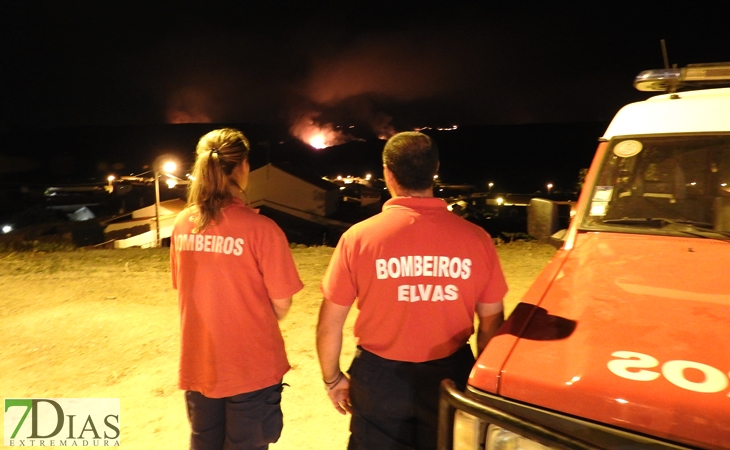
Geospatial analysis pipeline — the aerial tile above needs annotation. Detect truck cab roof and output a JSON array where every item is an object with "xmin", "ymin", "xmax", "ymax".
[
  {"xmin": 603, "ymin": 62, "xmax": 730, "ymax": 139},
  {"xmin": 603, "ymin": 86, "xmax": 730, "ymax": 139}
]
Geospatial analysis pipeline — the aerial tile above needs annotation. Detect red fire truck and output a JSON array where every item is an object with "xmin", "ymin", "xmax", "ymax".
[{"xmin": 439, "ymin": 63, "xmax": 730, "ymax": 449}]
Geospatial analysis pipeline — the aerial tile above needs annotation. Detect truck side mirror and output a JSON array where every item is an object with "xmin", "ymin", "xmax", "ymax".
[{"xmin": 527, "ymin": 198, "xmax": 561, "ymax": 247}]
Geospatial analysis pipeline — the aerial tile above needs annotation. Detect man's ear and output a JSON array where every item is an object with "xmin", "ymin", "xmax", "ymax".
[
  {"xmin": 383, "ymin": 164, "xmax": 392, "ymax": 183},
  {"xmin": 383, "ymin": 164, "xmax": 398, "ymax": 194}
]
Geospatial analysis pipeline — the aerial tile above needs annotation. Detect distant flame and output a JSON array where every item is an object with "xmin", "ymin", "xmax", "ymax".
[
  {"xmin": 290, "ymin": 112, "xmax": 350, "ymax": 149},
  {"xmin": 309, "ymin": 133, "xmax": 327, "ymax": 149},
  {"xmin": 167, "ymin": 110, "xmax": 211, "ymax": 124},
  {"xmin": 166, "ymin": 87, "xmax": 213, "ymax": 124}
]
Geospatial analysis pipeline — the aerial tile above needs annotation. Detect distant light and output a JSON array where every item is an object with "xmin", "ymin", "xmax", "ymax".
[
  {"xmin": 162, "ymin": 161, "xmax": 177, "ymax": 174},
  {"xmin": 439, "ymin": 188, "xmax": 443, "ymax": 191},
  {"xmin": 337, "ymin": 175, "xmax": 342, "ymax": 180},
  {"xmin": 365, "ymin": 173, "xmax": 372, "ymax": 181},
  {"xmin": 496, "ymin": 197, "xmax": 504, "ymax": 205},
  {"xmin": 339, "ymin": 186, "xmax": 345, "ymax": 190},
  {"xmin": 722, "ymin": 183, "xmax": 728, "ymax": 187},
  {"xmin": 106, "ymin": 175, "xmax": 115, "ymax": 193},
  {"xmin": 433, "ymin": 174, "xmax": 439, "ymax": 179},
  {"xmin": 689, "ymin": 182, "xmax": 697, "ymax": 186},
  {"xmin": 166, "ymin": 179, "xmax": 178, "ymax": 188},
  {"xmin": 2, "ymin": 225, "xmax": 11, "ymax": 234}
]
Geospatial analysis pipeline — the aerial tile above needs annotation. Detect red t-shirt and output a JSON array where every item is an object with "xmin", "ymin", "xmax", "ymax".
[
  {"xmin": 321, "ymin": 197, "xmax": 508, "ymax": 362},
  {"xmin": 171, "ymin": 199, "xmax": 303, "ymax": 398}
]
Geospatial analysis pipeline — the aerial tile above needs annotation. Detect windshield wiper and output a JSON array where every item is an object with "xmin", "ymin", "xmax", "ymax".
[
  {"xmin": 602, "ymin": 217, "xmax": 730, "ymax": 240},
  {"xmin": 603, "ymin": 217, "xmax": 714, "ymax": 227}
]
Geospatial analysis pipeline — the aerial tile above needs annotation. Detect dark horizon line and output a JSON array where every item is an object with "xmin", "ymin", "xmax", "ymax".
[{"xmin": 0, "ymin": 118, "xmax": 611, "ymax": 134}]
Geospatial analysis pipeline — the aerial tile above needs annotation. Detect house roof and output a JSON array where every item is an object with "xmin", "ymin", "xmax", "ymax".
[
  {"xmin": 159, "ymin": 198, "xmax": 187, "ymax": 215},
  {"xmin": 100, "ymin": 198, "xmax": 187, "ymax": 225},
  {"xmin": 267, "ymin": 162, "xmax": 341, "ymax": 191}
]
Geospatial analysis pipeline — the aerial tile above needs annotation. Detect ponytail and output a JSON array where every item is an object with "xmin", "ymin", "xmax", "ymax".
[{"xmin": 187, "ymin": 128, "xmax": 250, "ymax": 233}]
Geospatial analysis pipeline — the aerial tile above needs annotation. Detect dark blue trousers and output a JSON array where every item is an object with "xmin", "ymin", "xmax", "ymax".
[
  {"xmin": 185, "ymin": 382, "xmax": 285, "ymax": 450},
  {"xmin": 347, "ymin": 344, "xmax": 475, "ymax": 450}
]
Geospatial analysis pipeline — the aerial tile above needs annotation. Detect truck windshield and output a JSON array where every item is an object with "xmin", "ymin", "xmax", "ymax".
[{"xmin": 580, "ymin": 134, "xmax": 730, "ymax": 239}]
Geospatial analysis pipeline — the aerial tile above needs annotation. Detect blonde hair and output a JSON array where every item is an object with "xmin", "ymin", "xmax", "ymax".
[{"xmin": 187, "ymin": 128, "xmax": 250, "ymax": 233}]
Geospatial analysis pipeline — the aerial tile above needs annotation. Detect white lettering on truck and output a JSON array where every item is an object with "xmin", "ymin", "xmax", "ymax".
[{"xmin": 608, "ymin": 351, "xmax": 730, "ymax": 395}]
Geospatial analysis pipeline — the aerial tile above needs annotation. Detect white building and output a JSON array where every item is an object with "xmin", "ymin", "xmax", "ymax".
[
  {"xmin": 104, "ymin": 199, "xmax": 186, "ymax": 248},
  {"xmin": 104, "ymin": 163, "xmax": 351, "ymax": 248}
]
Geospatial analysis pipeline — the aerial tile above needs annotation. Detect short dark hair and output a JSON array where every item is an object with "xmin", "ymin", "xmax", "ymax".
[{"xmin": 382, "ymin": 132, "xmax": 439, "ymax": 191}]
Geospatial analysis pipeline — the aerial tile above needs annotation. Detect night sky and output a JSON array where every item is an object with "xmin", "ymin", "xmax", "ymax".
[
  {"xmin": 1, "ymin": 1, "xmax": 730, "ymax": 194},
  {"xmin": 3, "ymin": 1, "xmax": 729, "ymax": 132}
]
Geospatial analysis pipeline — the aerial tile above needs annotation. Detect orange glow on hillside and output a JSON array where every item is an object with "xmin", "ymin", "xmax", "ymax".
[
  {"xmin": 290, "ymin": 112, "xmax": 350, "ymax": 149},
  {"xmin": 166, "ymin": 87, "xmax": 213, "ymax": 124},
  {"xmin": 309, "ymin": 133, "xmax": 327, "ymax": 149}
]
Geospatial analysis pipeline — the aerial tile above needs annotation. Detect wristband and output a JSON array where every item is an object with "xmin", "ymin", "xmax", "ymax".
[{"xmin": 324, "ymin": 371, "xmax": 343, "ymax": 391}]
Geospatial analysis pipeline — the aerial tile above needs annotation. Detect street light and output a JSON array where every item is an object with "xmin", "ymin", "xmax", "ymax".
[
  {"xmin": 106, "ymin": 175, "xmax": 115, "ymax": 193},
  {"xmin": 547, "ymin": 183, "xmax": 553, "ymax": 195},
  {"xmin": 154, "ymin": 160, "xmax": 177, "ymax": 248},
  {"xmin": 488, "ymin": 182, "xmax": 494, "ymax": 193}
]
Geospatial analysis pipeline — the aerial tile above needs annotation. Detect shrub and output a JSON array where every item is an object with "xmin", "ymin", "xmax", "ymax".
[{"xmin": 0, "ymin": 235, "xmax": 76, "ymax": 253}]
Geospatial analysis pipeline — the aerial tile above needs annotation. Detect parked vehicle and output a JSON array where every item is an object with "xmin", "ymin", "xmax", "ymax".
[{"xmin": 439, "ymin": 63, "xmax": 730, "ymax": 449}]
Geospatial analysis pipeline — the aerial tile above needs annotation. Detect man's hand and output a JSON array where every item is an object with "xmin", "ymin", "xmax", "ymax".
[
  {"xmin": 316, "ymin": 298, "xmax": 353, "ymax": 414},
  {"xmin": 476, "ymin": 302, "xmax": 505, "ymax": 355},
  {"xmin": 326, "ymin": 374, "xmax": 353, "ymax": 415}
]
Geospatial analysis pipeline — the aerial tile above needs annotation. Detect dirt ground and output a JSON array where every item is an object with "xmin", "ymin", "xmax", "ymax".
[{"xmin": 0, "ymin": 241, "xmax": 556, "ymax": 449}]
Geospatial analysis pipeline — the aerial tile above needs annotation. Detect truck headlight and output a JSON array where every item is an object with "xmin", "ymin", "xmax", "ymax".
[
  {"xmin": 453, "ymin": 410, "xmax": 486, "ymax": 450},
  {"xmin": 486, "ymin": 425, "xmax": 554, "ymax": 450}
]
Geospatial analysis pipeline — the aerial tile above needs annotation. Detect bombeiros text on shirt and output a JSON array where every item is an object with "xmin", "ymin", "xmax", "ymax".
[
  {"xmin": 175, "ymin": 233, "xmax": 245, "ymax": 256},
  {"xmin": 375, "ymin": 255, "xmax": 472, "ymax": 302}
]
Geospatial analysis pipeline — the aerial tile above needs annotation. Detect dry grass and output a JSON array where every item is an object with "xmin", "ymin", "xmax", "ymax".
[{"xmin": 0, "ymin": 241, "xmax": 555, "ymax": 449}]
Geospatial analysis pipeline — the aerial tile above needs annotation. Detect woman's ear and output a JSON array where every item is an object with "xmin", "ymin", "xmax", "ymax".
[{"xmin": 238, "ymin": 159, "xmax": 250, "ymax": 190}]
